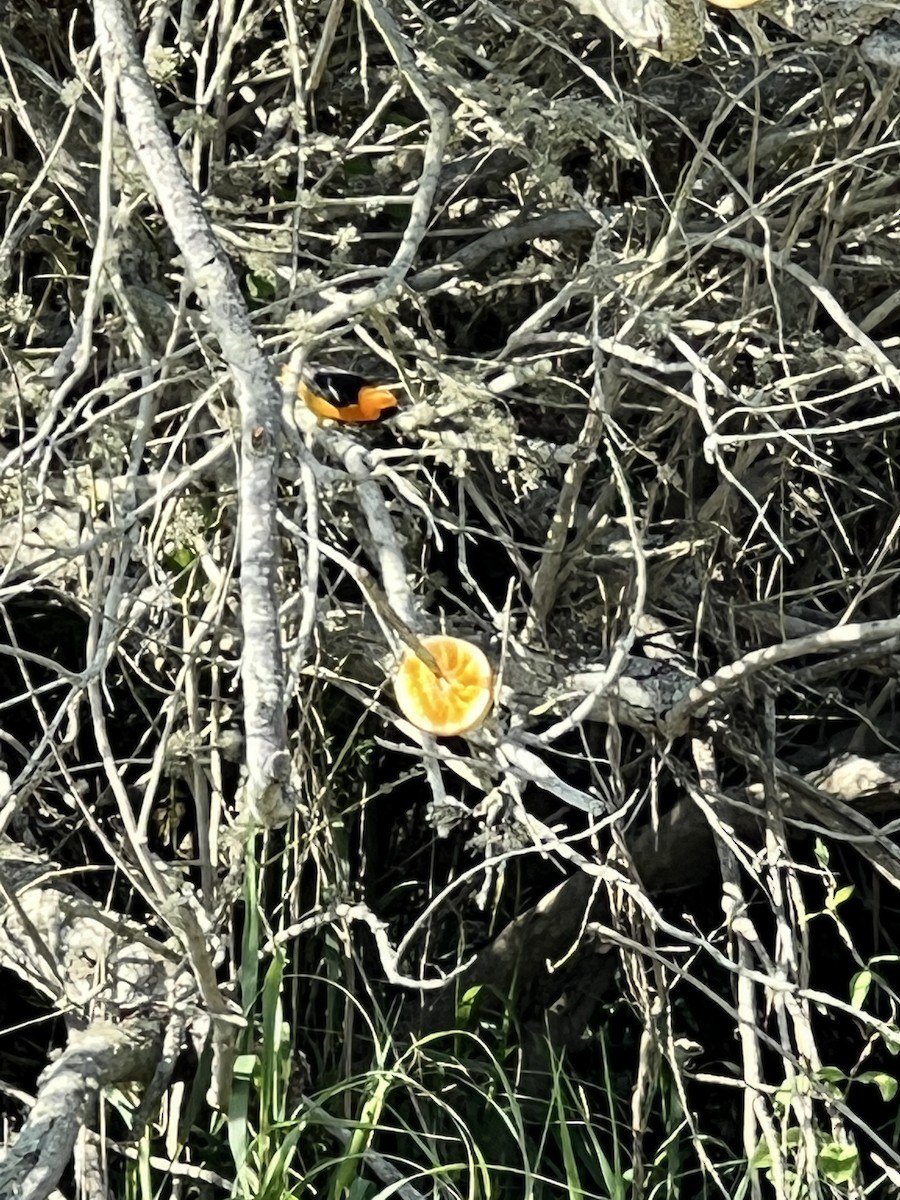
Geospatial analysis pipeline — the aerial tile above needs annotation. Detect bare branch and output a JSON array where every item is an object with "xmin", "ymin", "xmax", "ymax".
[{"xmin": 93, "ymin": 0, "xmax": 288, "ymax": 824}]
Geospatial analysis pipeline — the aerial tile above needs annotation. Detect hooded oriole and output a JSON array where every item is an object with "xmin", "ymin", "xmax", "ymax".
[{"xmin": 288, "ymin": 365, "xmax": 398, "ymax": 424}]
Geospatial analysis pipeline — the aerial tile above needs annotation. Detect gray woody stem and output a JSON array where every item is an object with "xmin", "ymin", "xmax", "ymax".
[{"xmin": 93, "ymin": 0, "xmax": 288, "ymax": 822}]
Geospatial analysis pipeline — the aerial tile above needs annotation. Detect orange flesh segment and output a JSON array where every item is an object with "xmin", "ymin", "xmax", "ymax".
[{"xmin": 395, "ymin": 636, "xmax": 493, "ymax": 736}]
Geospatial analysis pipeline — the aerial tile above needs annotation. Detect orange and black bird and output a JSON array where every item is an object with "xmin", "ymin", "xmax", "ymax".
[{"xmin": 289, "ymin": 365, "xmax": 399, "ymax": 424}]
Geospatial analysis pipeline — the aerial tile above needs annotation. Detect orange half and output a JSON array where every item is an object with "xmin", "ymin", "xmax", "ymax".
[{"xmin": 394, "ymin": 635, "xmax": 494, "ymax": 737}]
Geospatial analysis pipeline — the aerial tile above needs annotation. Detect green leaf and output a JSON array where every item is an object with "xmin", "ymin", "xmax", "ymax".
[
  {"xmin": 257, "ymin": 1123, "xmax": 304, "ymax": 1200},
  {"xmin": 247, "ymin": 273, "xmax": 275, "ymax": 301},
  {"xmin": 168, "ymin": 544, "xmax": 195, "ymax": 570},
  {"xmin": 260, "ymin": 952, "xmax": 287, "ymax": 1126},
  {"xmin": 457, "ymin": 985, "xmax": 482, "ymax": 1025},
  {"xmin": 816, "ymin": 1066, "xmax": 846, "ymax": 1086},
  {"xmin": 749, "ymin": 1140, "xmax": 771, "ymax": 1169},
  {"xmin": 232, "ymin": 1053, "xmax": 260, "ymax": 1080},
  {"xmin": 817, "ymin": 1066, "xmax": 845, "ymax": 1082},
  {"xmin": 826, "ymin": 884, "xmax": 855, "ymax": 911},
  {"xmin": 774, "ymin": 1079, "xmax": 795, "ymax": 1111},
  {"xmin": 855, "ymin": 1071, "xmax": 898, "ymax": 1102},
  {"xmin": 850, "ymin": 969, "xmax": 872, "ymax": 1009},
  {"xmin": 817, "ymin": 1141, "xmax": 859, "ymax": 1185}
]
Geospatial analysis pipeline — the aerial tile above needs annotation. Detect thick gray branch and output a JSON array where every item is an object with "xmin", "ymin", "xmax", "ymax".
[
  {"xmin": 0, "ymin": 1021, "xmax": 164, "ymax": 1200},
  {"xmin": 0, "ymin": 838, "xmax": 192, "ymax": 1200},
  {"xmin": 93, "ymin": 0, "xmax": 288, "ymax": 823},
  {"xmin": 500, "ymin": 647, "xmax": 696, "ymax": 735}
]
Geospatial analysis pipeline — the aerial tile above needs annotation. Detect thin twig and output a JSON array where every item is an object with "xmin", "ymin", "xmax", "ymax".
[{"xmin": 668, "ymin": 617, "xmax": 900, "ymax": 732}]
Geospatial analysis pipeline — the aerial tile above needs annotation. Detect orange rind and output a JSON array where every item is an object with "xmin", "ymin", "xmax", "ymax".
[{"xmin": 394, "ymin": 635, "xmax": 494, "ymax": 737}]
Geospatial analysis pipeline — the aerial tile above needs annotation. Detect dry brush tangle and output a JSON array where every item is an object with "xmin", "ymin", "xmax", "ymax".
[
  {"xmin": 2, "ymin": 0, "xmax": 900, "ymax": 1196},
  {"xmin": 0, "ymin": 832, "xmax": 213, "ymax": 1199},
  {"xmin": 564, "ymin": 0, "xmax": 900, "ymax": 61}
]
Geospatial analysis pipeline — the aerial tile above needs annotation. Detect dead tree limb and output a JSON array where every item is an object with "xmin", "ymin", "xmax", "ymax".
[{"xmin": 0, "ymin": 837, "xmax": 200, "ymax": 1200}]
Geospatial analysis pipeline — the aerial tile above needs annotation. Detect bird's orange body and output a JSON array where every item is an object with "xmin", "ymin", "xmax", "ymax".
[{"xmin": 294, "ymin": 368, "xmax": 398, "ymax": 424}]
